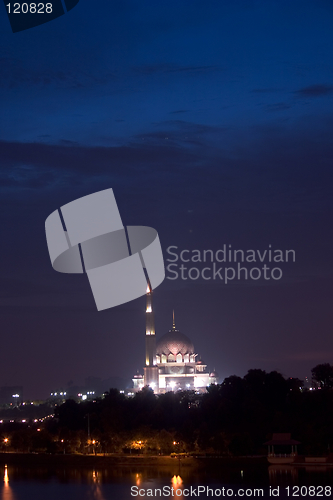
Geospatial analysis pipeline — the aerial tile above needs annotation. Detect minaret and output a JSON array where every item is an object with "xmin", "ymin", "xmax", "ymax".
[{"xmin": 143, "ymin": 283, "xmax": 159, "ymax": 391}]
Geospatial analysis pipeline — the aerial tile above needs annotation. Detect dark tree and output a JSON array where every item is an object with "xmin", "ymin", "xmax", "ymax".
[
  {"xmin": 311, "ymin": 363, "xmax": 333, "ymax": 389},
  {"xmin": 286, "ymin": 377, "xmax": 303, "ymax": 392}
]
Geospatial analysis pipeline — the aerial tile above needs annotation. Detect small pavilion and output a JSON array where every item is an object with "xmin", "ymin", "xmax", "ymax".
[{"xmin": 264, "ymin": 433, "xmax": 300, "ymax": 457}]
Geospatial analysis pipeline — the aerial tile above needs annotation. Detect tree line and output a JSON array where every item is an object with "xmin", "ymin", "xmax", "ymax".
[{"xmin": 1, "ymin": 364, "xmax": 333, "ymax": 456}]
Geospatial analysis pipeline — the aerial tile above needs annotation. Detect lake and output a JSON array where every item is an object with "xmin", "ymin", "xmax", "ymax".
[{"xmin": 1, "ymin": 457, "xmax": 333, "ymax": 499}]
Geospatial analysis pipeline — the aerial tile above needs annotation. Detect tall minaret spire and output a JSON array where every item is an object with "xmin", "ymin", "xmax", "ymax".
[
  {"xmin": 172, "ymin": 310, "xmax": 176, "ymax": 330},
  {"xmin": 143, "ymin": 282, "xmax": 159, "ymax": 391},
  {"xmin": 145, "ymin": 283, "xmax": 155, "ymax": 349}
]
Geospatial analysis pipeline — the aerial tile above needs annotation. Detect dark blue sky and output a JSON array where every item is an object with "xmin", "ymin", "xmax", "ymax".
[{"xmin": 1, "ymin": 0, "xmax": 333, "ymax": 398}]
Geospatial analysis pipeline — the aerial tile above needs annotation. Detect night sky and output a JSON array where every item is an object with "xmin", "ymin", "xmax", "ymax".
[{"xmin": 1, "ymin": 1, "xmax": 333, "ymax": 399}]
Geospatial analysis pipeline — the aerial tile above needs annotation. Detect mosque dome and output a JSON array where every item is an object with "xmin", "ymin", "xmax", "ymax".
[
  {"xmin": 156, "ymin": 311, "xmax": 195, "ymax": 357},
  {"xmin": 156, "ymin": 329, "xmax": 195, "ymax": 356}
]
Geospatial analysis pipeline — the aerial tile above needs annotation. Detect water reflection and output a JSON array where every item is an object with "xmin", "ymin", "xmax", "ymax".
[
  {"xmin": 3, "ymin": 467, "xmax": 8, "ymax": 486},
  {"xmin": 171, "ymin": 475, "xmax": 182, "ymax": 486},
  {"xmin": 129, "ymin": 474, "xmax": 184, "ymax": 500},
  {"xmin": 89, "ymin": 470, "xmax": 105, "ymax": 500},
  {"xmin": 135, "ymin": 473, "xmax": 142, "ymax": 486},
  {"xmin": 268, "ymin": 465, "xmax": 298, "ymax": 485},
  {"xmin": 0, "ymin": 459, "xmax": 332, "ymax": 500},
  {"xmin": 2, "ymin": 465, "xmax": 15, "ymax": 500},
  {"xmin": 171, "ymin": 475, "xmax": 183, "ymax": 500}
]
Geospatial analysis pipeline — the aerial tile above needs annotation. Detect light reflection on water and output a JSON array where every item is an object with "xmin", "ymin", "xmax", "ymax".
[
  {"xmin": 0, "ymin": 462, "xmax": 333, "ymax": 500},
  {"xmin": 2, "ymin": 465, "xmax": 15, "ymax": 500},
  {"xmin": 171, "ymin": 475, "xmax": 183, "ymax": 500},
  {"xmin": 90, "ymin": 470, "xmax": 105, "ymax": 500}
]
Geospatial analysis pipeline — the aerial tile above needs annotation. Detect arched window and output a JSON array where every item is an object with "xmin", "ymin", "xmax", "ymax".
[
  {"xmin": 168, "ymin": 353, "xmax": 175, "ymax": 362},
  {"xmin": 161, "ymin": 354, "xmax": 167, "ymax": 363},
  {"xmin": 176, "ymin": 353, "xmax": 182, "ymax": 363},
  {"xmin": 184, "ymin": 354, "xmax": 189, "ymax": 363},
  {"xmin": 156, "ymin": 355, "xmax": 160, "ymax": 363}
]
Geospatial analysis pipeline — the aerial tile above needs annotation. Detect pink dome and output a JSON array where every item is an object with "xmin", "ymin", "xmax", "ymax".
[{"xmin": 156, "ymin": 330, "xmax": 194, "ymax": 356}]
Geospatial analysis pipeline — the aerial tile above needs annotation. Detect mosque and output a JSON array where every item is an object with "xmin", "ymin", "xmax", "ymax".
[{"xmin": 133, "ymin": 285, "xmax": 218, "ymax": 393}]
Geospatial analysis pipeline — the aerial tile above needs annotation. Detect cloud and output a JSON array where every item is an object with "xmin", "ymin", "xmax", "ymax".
[
  {"xmin": 59, "ymin": 139, "xmax": 79, "ymax": 145},
  {"xmin": 0, "ymin": 132, "xmax": 200, "ymax": 191},
  {"xmin": 251, "ymin": 88, "xmax": 282, "ymax": 93},
  {"xmin": 169, "ymin": 110, "xmax": 189, "ymax": 114},
  {"xmin": 133, "ymin": 120, "xmax": 226, "ymax": 146},
  {"xmin": 133, "ymin": 64, "xmax": 223, "ymax": 76},
  {"xmin": 294, "ymin": 84, "xmax": 333, "ymax": 97},
  {"xmin": 265, "ymin": 102, "xmax": 291, "ymax": 112},
  {"xmin": 0, "ymin": 56, "xmax": 117, "ymax": 90},
  {"xmin": 0, "ymin": 114, "xmax": 333, "ymax": 224},
  {"xmin": 287, "ymin": 351, "xmax": 333, "ymax": 361},
  {"xmin": 0, "ymin": 163, "xmax": 58, "ymax": 189}
]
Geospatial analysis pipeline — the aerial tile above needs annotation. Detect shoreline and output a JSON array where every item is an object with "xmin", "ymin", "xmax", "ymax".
[
  {"xmin": 0, "ymin": 452, "xmax": 268, "ymax": 469},
  {"xmin": 1, "ymin": 453, "xmax": 333, "ymax": 470}
]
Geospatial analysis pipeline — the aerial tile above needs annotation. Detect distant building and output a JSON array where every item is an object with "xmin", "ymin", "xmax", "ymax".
[
  {"xmin": 133, "ymin": 286, "xmax": 218, "ymax": 393},
  {"xmin": 49, "ymin": 390, "xmax": 68, "ymax": 402},
  {"xmin": 0, "ymin": 386, "xmax": 23, "ymax": 406},
  {"xmin": 49, "ymin": 376, "xmax": 132, "ymax": 402}
]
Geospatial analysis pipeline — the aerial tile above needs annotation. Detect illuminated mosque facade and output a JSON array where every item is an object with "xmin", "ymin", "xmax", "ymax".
[{"xmin": 133, "ymin": 286, "xmax": 218, "ymax": 393}]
